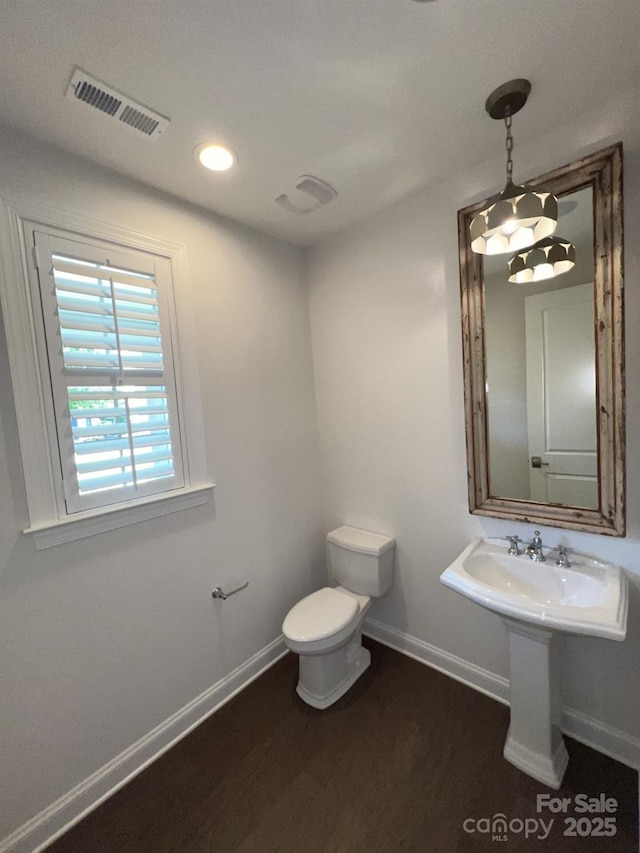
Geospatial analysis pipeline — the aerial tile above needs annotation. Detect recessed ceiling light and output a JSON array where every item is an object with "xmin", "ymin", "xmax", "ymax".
[{"xmin": 195, "ymin": 143, "xmax": 236, "ymax": 172}]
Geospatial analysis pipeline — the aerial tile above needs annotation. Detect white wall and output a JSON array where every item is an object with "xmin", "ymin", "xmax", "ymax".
[
  {"xmin": 484, "ymin": 226, "xmax": 594, "ymax": 501},
  {"xmin": 484, "ymin": 262, "xmax": 531, "ymax": 500},
  {"xmin": 308, "ymin": 88, "xmax": 640, "ymax": 747},
  {"xmin": 0, "ymin": 125, "xmax": 324, "ymax": 840}
]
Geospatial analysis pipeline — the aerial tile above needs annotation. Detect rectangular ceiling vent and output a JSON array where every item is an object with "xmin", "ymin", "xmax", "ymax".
[{"xmin": 65, "ymin": 68, "xmax": 170, "ymax": 142}]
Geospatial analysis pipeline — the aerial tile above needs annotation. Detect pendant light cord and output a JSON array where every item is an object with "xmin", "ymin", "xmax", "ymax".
[{"xmin": 504, "ymin": 110, "xmax": 514, "ymax": 185}]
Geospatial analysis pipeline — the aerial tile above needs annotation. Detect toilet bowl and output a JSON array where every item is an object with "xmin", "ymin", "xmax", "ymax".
[{"xmin": 282, "ymin": 525, "xmax": 395, "ymax": 709}]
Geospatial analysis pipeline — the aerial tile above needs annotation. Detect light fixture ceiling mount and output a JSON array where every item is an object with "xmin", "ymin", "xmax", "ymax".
[
  {"xmin": 485, "ymin": 78, "xmax": 531, "ymax": 120},
  {"xmin": 470, "ymin": 79, "xmax": 558, "ymax": 256}
]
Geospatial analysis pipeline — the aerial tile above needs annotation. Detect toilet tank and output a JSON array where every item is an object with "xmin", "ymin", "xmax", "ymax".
[{"xmin": 327, "ymin": 525, "xmax": 395, "ymax": 597}]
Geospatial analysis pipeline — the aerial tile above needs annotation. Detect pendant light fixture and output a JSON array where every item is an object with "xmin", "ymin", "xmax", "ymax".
[
  {"xmin": 507, "ymin": 235, "xmax": 576, "ymax": 284},
  {"xmin": 470, "ymin": 80, "xmax": 558, "ymax": 255}
]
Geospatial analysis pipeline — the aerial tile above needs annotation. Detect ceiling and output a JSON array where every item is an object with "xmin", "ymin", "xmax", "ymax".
[{"xmin": 0, "ymin": 0, "xmax": 638, "ymax": 246}]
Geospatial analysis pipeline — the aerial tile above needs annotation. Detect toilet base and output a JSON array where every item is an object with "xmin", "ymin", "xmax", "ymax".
[{"xmin": 295, "ymin": 632, "xmax": 371, "ymax": 709}]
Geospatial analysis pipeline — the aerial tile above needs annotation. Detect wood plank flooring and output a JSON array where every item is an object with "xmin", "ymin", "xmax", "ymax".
[{"xmin": 47, "ymin": 638, "xmax": 638, "ymax": 852}]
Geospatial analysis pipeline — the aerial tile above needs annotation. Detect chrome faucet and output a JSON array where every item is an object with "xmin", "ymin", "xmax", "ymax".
[
  {"xmin": 505, "ymin": 535, "xmax": 523, "ymax": 556},
  {"xmin": 553, "ymin": 545, "xmax": 572, "ymax": 568},
  {"xmin": 525, "ymin": 530, "xmax": 546, "ymax": 562}
]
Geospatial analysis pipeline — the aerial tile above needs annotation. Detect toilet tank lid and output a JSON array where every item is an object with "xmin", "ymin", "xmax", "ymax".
[{"xmin": 327, "ymin": 525, "xmax": 395, "ymax": 556}]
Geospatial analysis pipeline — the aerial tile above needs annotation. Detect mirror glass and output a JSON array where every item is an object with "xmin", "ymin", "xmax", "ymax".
[
  {"xmin": 484, "ymin": 187, "xmax": 597, "ymax": 508},
  {"xmin": 458, "ymin": 144, "xmax": 624, "ymax": 535}
]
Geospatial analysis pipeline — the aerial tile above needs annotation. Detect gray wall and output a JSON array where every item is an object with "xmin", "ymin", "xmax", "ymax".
[
  {"xmin": 308, "ymin": 88, "xmax": 640, "ymax": 748},
  {"xmin": 2, "ymin": 85, "xmax": 640, "ymax": 848},
  {"xmin": 0, "ymin": 125, "xmax": 324, "ymax": 838},
  {"xmin": 484, "ymin": 218, "xmax": 594, "ymax": 501}
]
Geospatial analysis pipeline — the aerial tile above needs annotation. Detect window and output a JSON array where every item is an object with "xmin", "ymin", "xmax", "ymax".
[
  {"xmin": 0, "ymin": 197, "xmax": 212, "ymax": 547},
  {"xmin": 35, "ymin": 231, "xmax": 184, "ymax": 513}
]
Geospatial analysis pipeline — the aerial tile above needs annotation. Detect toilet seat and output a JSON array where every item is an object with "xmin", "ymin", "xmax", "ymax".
[{"xmin": 283, "ymin": 587, "xmax": 359, "ymax": 643}]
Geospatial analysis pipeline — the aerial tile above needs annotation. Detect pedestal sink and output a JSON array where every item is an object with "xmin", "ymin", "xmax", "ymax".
[{"xmin": 440, "ymin": 537, "xmax": 628, "ymax": 788}]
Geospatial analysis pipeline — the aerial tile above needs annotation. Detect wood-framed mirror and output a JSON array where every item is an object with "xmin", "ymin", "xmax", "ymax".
[{"xmin": 458, "ymin": 143, "xmax": 625, "ymax": 535}]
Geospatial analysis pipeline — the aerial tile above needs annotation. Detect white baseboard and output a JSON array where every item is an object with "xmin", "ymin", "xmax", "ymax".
[
  {"xmin": 0, "ymin": 636, "xmax": 288, "ymax": 853},
  {"xmin": 364, "ymin": 617, "xmax": 640, "ymax": 772},
  {"xmin": 364, "ymin": 617, "xmax": 510, "ymax": 705},
  {"xmin": 562, "ymin": 707, "xmax": 640, "ymax": 771}
]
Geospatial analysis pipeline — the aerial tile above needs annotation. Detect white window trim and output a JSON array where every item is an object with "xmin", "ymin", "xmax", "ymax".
[{"xmin": 0, "ymin": 192, "xmax": 214, "ymax": 548}]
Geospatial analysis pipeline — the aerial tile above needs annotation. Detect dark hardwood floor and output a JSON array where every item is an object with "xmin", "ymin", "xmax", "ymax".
[{"xmin": 47, "ymin": 638, "xmax": 638, "ymax": 852}]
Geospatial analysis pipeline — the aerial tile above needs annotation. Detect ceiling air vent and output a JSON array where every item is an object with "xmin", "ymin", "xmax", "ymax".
[
  {"xmin": 65, "ymin": 68, "xmax": 170, "ymax": 142},
  {"xmin": 275, "ymin": 176, "xmax": 337, "ymax": 215}
]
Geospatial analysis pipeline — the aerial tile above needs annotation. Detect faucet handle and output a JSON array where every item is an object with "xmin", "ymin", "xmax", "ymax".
[
  {"xmin": 552, "ymin": 545, "xmax": 572, "ymax": 568},
  {"xmin": 504, "ymin": 535, "xmax": 523, "ymax": 555}
]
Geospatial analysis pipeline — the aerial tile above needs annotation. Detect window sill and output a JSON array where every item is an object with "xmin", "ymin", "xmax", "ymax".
[{"xmin": 23, "ymin": 483, "xmax": 215, "ymax": 549}]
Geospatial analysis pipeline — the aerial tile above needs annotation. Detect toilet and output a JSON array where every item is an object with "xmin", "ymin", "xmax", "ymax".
[{"xmin": 282, "ymin": 525, "xmax": 395, "ymax": 709}]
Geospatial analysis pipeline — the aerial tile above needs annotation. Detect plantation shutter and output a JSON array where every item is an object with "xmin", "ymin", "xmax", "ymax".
[
  {"xmin": 53, "ymin": 256, "xmax": 165, "ymax": 373},
  {"xmin": 34, "ymin": 231, "xmax": 185, "ymax": 513}
]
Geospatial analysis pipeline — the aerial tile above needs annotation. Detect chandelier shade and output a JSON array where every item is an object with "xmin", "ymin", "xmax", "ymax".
[
  {"xmin": 470, "ymin": 183, "xmax": 558, "ymax": 255},
  {"xmin": 469, "ymin": 79, "xmax": 559, "ymax": 256},
  {"xmin": 507, "ymin": 236, "xmax": 576, "ymax": 284}
]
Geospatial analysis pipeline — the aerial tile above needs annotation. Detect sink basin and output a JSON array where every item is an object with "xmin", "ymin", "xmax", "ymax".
[{"xmin": 440, "ymin": 537, "xmax": 628, "ymax": 641}]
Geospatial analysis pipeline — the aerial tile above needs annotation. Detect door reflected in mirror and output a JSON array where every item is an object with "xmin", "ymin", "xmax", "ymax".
[{"xmin": 484, "ymin": 187, "xmax": 598, "ymax": 509}]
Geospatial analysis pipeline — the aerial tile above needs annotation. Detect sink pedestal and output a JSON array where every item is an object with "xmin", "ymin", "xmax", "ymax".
[
  {"xmin": 441, "ymin": 536, "xmax": 628, "ymax": 786},
  {"xmin": 503, "ymin": 619, "xmax": 569, "ymax": 789}
]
